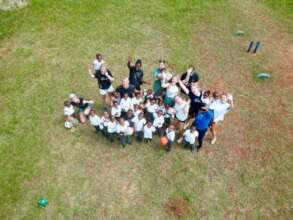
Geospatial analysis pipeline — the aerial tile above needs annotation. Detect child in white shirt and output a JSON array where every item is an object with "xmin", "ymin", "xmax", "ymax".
[
  {"xmin": 116, "ymin": 118, "xmax": 131, "ymax": 148},
  {"xmin": 132, "ymin": 113, "xmax": 146, "ymax": 142},
  {"xmin": 63, "ymin": 100, "xmax": 78, "ymax": 129},
  {"xmin": 100, "ymin": 111, "xmax": 110, "ymax": 136},
  {"xmin": 164, "ymin": 105, "xmax": 175, "ymax": 127},
  {"xmin": 133, "ymin": 104, "xmax": 143, "ymax": 119},
  {"xmin": 131, "ymin": 92, "xmax": 144, "ymax": 106},
  {"xmin": 120, "ymin": 93, "xmax": 133, "ymax": 116},
  {"xmin": 107, "ymin": 116, "xmax": 117, "ymax": 142},
  {"xmin": 183, "ymin": 126, "xmax": 199, "ymax": 152},
  {"xmin": 201, "ymin": 90, "xmax": 212, "ymax": 107},
  {"xmin": 89, "ymin": 109, "xmax": 101, "ymax": 133},
  {"xmin": 111, "ymin": 101, "xmax": 121, "ymax": 119},
  {"xmin": 145, "ymin": 98, "xmax": 158, "ymax": 122},
  {"xmin": 143, "ymin": 122, "xmax": 156, "ymax": 143},
  {"xmin": 153, "ymin": 110, "xmax": 165, "ymax": 136},
  {"xmin": 165, "ymin": 124, "xmax": 176, "ymax": 152}
]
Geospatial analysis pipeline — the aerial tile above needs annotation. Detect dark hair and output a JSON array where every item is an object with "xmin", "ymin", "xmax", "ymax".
[
  {"xmin": 213, "ymin": 91, "xmax": 220, "ymax": 99},
  {"xmin": 96, "ymin": 53, "xmax": 102, "ymax": 59},
  {"xmin": 203, "ymin": 90, "xmax": 211, "ymax": 97},
  {"xmin": 159, "ymin": 59, "xmax": 166, "ymax": 63},
  {"xmin": 135, "ymin": 59, "xmax": 142, "ymax": 66},
  {"xmin": 188, "ymin": 64, "xmax": 195, "ymax": 70},
  {"xmin": 64, "ymin": 100, "xmax": 71, "ymax": 107}
]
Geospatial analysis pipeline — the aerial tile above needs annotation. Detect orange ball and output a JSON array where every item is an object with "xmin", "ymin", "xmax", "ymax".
[{"xmin": 160, "ymin": 136, "xmax": 169, "ymax": 146}]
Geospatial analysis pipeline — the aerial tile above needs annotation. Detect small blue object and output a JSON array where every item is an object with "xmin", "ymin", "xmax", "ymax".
[
  {"xmin": 256, "ymin": 73, "xmax": 271, "ymax": 79},
  {"xmin": 38, "ymin": 198, "xmax": 48, "ymax": 208}
]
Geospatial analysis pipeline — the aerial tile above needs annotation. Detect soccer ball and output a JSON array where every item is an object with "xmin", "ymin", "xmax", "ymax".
[{"xmin": 64, "ymin": 121, "xmax": 73, "ymax": 129}]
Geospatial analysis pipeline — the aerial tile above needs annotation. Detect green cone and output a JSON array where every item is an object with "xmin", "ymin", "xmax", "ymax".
[{"xmin": 38, "ymin": 198, "xmax": 48, "ymax": 208}]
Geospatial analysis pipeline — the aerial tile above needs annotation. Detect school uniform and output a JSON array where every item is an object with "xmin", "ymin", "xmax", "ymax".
[
  {"xmin": 132, "ymin": 117, "xmax": 146, "ymax": 142},
  {"xmin": 145, "ymin": 102, "xmax": 158, "ymax": 122},
  {"xmin": 107, "ymin": 121, "xmax": 117, "ymax": 142},
  {"xmin": 89, "ymin": 114, "xmax": 101, "ymax": 133},
  {"xmin": 101, "ymin": 116, "xmax": 110, "ymax": 136},
  {"xmin": 183, "ymin": 129, "xmax": 199, "ymax": 151},
  {"xmin": 143, "ymin": 125, "xmax": 156, "ymax": 142},
  {"xmin": 153, "ymin": 114, "xmax": 165, "ymax": 136},
  {"xmin": 165, "ymin": 129, "xmax": 176, "ymax": 152},
  {"xmin": 120, "ymin": 98, "xmax": 133, "ymax": 115},
  {"xmin": 116, "ymin": 121, "xmax": 131, "ymax": 147},
  {"xmin": 111, "ymin": 106, "xmax": 122, "ymax": 120}
]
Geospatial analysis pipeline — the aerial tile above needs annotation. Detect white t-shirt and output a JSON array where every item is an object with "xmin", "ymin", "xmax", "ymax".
[
  {"xmin": 166, "ymin": 85, "xmax": 179, "ymax": 98},
  {"xmin": 131, "ymin": 97, "xmax": 143, "ymax": 106},
  {"xmin": 93, "ymin": 59, "xmax": 105, "ymax": 71},
  {"xmin": 132, "ymin": 117, "xmax": 146, "ymax": 132},
  {"xmin": 120, "ymin": 98, "xmax": 133, "ymax": 112},
  {"xmin": 107, "ymin": 121, "xmax": 117, "ymax": 133},
  {"xmin": 145, "ymin": 102, "xmax": 158, "ymax": 113},
  {"xmin": 166, "ymin": 129, "xmax": 175, "ymax": 142},
  {"xmin": 111, "ymin": 106, "xmax": 121, "ymax": 118},
  {"xmin": 64, "ymin": 105, "xmax": 75, "ymax": 116},
  {"xmin": 164, "ymin": 108, "xmax": 175, "ymax": 119},
  {"xmin": 133, "ymin": 109, "xmax": 142, "ymax": 118},
  {"xmin": 160, "ymin": 72, "xmax": 173, "ymax": 88},
  {"xmin": 209, "ymin": 100, "xmax": 230, "ymax": 123},
  {"xmin": 101, "ymin": 116, "xmax": 110, "ymax": 129},
  {"xmin": 174, "ymin": 102, "xmax": 190, "ymax": 121},
  {"xmin": 116, "ymin": 121, "xmax": 130, "ymax": 134},
  {"xmin": 143, "ymin": 125, "xmax": 156, "ymax": 139},
  {"xmin": 158, "ymin": 105, "xmax": 166, "ymax": 114},
  {"xmin": 153, "ymin": 114, "xmax": 165, "ymax": 128},
  {"xmin": 89, "ymin": 115, "xmax": 101, "ymax": 127},
  {"xmin": 183, "ymin": 129, "xmax": 198, "ymax": 144},
  {"xmin": 201, "ymin": 97, "xmax": 211, "ymax": 106}
]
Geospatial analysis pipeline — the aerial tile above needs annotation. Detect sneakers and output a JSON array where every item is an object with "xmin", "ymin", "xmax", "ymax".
[{"xmin": 211, "ymin": 137, "xmax": 217, "ymax": 145}]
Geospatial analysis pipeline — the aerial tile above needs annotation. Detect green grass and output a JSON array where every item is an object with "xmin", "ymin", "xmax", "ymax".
[{"xmin": 1, "ymin": 0, "xmax": 292, "ymax": 219}]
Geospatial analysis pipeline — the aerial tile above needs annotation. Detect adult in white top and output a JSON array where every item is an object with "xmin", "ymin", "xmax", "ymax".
[
  {"xmin": 173, "ymin": 96, "xmax": 190, "ymax": 143},
  {"xmin": 164, "ymin": 76, "xmax": 179, "ymax": 106},
  {"xmin": 209, "ymin": 92, "xmax": 232, "ymax": 144}
]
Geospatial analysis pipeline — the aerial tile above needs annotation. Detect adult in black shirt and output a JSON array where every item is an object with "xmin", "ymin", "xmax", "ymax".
[
  {"xmin": 116, "ymin": 78, "xmax": 136, "ymax": 98},
  {"xmin": 180, "ymin": 65, "xmax": 199, "ymax": 90},
  {"xmin": 94, "ymin": 65, "xmax": 114, "ymax": 106},
  {"xmin": 178, "ymin": 80, "xmax": 203, "ymax": 118},
  {"xmin": 127, "ymin": 57, "xmax": 144, "ymax": 90}
]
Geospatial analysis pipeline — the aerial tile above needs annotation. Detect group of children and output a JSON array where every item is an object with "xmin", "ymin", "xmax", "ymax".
[{"xmin": 63, "ymin": 54, "xmax": 233, "ymax": 152}]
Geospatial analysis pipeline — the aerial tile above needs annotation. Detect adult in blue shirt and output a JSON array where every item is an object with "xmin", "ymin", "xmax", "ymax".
[{"xmin": 193, "ymin": 104, "xmax": 213, "ymax": 151}]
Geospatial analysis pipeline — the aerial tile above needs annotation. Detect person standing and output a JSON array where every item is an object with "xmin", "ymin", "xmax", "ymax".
[
  {"xmin": 180, "ymin": 65, "xmax": 199, "ymax": 89},
  {"xmin": 116, "ymin": 78, "xmax": 136, "ymax": 99},
  {"xmin": 88, "ymin": 53, "xmax": 105, "ymax": 74},
  {"xmin": 93, "ymin": 65, "xmax": 114, "ymax": 106},
  {"xmin": 193, "ymin": 104, "xmax": 213, "ymax": 151},
  {"xmin": 127, "ymin": 57, "xmax": 145, "ymax": 90}
]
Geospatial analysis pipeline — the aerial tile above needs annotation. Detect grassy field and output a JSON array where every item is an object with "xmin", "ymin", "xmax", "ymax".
[{"xmin": 0, "ymin": 0, "xmax": 292, "ymax": 219}]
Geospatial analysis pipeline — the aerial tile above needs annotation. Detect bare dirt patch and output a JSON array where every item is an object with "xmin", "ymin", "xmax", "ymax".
[{"xmin": 164, "ymin": 197, "xmax": 189, "ymax": 218}]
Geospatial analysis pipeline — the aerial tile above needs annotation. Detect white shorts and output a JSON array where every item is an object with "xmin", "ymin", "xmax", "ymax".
[{"xmin": 99, "ymin": 85, "xmax": 114, "ymax": 95}]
